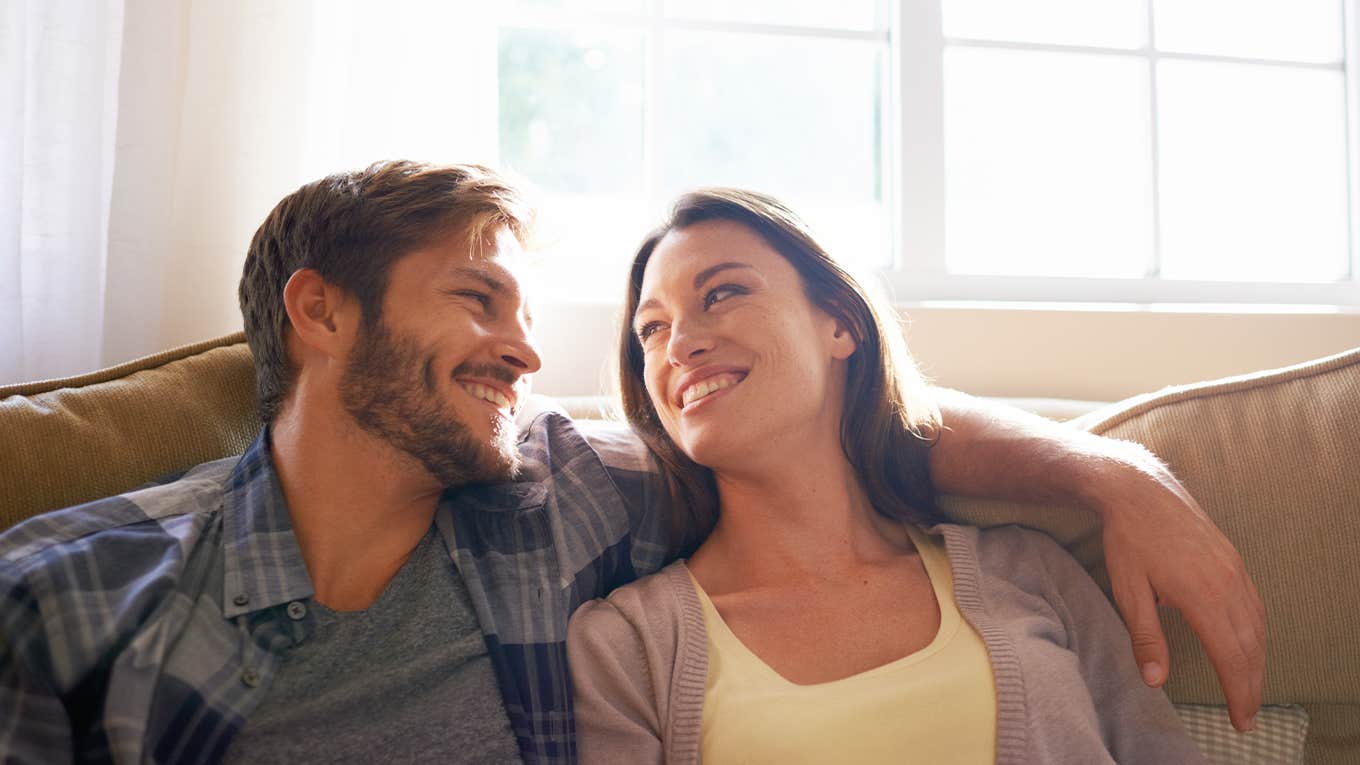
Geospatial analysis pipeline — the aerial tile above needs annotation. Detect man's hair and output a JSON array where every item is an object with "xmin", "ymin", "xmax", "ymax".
[
  {"xmin": 618, "ymin": 188, "xmax": 944, "ymax": 557},
  {"xmin": 239, "ymin": 160, "xmax": 532, "ymax": 424}
]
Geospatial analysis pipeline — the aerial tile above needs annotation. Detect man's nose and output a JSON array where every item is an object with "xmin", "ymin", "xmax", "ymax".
[{"xmin": 494, "ymin": 317, "xmax": 542, "ymax": 374}]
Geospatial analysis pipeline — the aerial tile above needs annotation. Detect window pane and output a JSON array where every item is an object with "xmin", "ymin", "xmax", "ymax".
[
  {"xmin": 1157, "ymin": 60, "xmax": 1348, "ymax": 282},
  {"xmin": 943, "ymin": 47, "xmax": 1154, "ymax": 277},
  {"xmin": 499, "ymin": 28, "xmax": 649, "ymax": 299},
  {"xmin": 664, "ymin": 0, "xmax": 883, "ymax": 31},
  {"xmin": 942, "ymin": 0, "xmax": 1146, "ymax": 49},
  {"xmin": 661, "ymin": 31, "xmax": 888, "ymax": 270},
  {"xmin": 499, "ymin": 28, "xmax": 644, "ymax": 194},
  {"xmin": 1154, "ymin": 0, "xmax": 1343, "ymax": 62}
]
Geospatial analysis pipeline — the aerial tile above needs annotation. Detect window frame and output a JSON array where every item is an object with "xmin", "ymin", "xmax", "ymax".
[{"xmin": 891, "ymin": 0, "xmax": 1360, "ymax": 306}]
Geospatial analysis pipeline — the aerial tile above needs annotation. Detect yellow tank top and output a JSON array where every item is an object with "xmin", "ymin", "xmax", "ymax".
[{"xmin": 693, "ymin": 526, "xmax": 997, "ymax": 764}]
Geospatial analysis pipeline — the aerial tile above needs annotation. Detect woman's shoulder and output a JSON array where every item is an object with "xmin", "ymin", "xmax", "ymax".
[
  {"xmin": 935, "ymin": 522, "xmax": 1096, "ymax": 599},
  {"xmin": 946, "ymin": 522, "xmax": 1076, "ymax": 567},
  {"xmin": 569, "ymin": 560, "xmax": 700, "ymax": 644}
]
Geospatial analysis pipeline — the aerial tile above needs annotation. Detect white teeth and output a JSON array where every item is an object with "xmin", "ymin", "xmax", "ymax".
[
  {"xmin": 681, "ymin": 374, "xmax": 741, "ymax": 407},
  {"xmin": 460, "ymin": 382, "xmax": 511, "ymax": 410}
]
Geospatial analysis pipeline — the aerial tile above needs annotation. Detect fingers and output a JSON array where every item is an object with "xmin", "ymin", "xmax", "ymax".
[
  {"xmin": 1223, "ymin": 561, "xmax": 1266, "ymax": 731},
  {"xmin": 1169, "ymin": 546, "xmax": 1265, "ymax": 732},
  {"xmin": 1111, "ymin": 568, "xmax": 1170, "ymax": 688},
  {"xmin": 1181, "ymin": 594, "xmax": 1264, "ymax": 733}
]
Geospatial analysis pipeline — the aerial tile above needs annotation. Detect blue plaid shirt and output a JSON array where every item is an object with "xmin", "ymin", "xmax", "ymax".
[{"xmin": 0, "ymin": 412, "xmax": 667, "ymax": 764}]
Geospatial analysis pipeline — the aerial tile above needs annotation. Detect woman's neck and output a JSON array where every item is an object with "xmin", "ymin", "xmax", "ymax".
[{"xmin": 691, "ymin": 441, "xmax": 914, "ymax": 594}]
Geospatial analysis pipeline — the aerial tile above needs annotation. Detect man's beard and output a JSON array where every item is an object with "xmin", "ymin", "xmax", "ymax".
[{"xmin": 340, "ymin": 319, "xmax": 521, "ymax": 487}]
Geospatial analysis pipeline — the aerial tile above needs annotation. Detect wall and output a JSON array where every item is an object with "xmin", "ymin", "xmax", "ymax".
[{"xmin": 529, "ymin": 301, "xmax": 1360, "ymax": 403}]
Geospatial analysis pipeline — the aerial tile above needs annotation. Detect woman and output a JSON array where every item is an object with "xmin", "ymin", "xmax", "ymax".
[{"xmin": 567, "ymin": 189, "xmax": 1204, "ymax": 764}]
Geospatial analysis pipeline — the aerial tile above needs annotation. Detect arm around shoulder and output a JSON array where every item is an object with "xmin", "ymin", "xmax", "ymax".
[{"xmin": 1022, "ymin": 531, "xmax": 1206, "ymax": 764}]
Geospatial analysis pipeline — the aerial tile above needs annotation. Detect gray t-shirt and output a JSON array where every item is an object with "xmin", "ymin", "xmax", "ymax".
[{"xmin": 224, "ymin": 524, "xmax": 521, "ymax": 763}]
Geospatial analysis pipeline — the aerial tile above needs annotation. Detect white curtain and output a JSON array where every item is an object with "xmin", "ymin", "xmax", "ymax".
[
  {"xmin": 1, "ymin": 0, "xmax": 123, "ymax": 383},
  {"xmin": 1, "ymin": 0, "xmax": 497, "ymax": 384}
]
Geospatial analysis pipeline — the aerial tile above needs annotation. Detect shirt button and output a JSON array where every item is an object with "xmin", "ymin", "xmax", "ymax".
[
  {"xmin": 233, "ymin": 593, "xmax": 250, "ymax": 607},
  {"xmin": 286, "ymin": 601, "xmax": 307, "ymax": 620},
  {"xmin": 240, "ymin": 669, "xmax": 260, "ymax": 688}
]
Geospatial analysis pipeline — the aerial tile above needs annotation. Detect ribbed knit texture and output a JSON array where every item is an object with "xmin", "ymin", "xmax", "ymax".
[
  {"xmin": 939, "ymin": 524, "xmax": 1028, "ymax": 765},
  {"xmin": 662, "ymin": 565, "xmax": 708, "ymax": 764}
]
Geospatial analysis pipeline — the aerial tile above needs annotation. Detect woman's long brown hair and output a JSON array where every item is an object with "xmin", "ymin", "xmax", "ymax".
[{"xmin": 619, "ymin": 189, "xmax": 945, "ymax": 557}]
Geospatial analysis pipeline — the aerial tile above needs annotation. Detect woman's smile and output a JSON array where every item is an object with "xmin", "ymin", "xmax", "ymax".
[{"xmin": 675, "ymin": 368, "xmax": 749, "ymax": 410}]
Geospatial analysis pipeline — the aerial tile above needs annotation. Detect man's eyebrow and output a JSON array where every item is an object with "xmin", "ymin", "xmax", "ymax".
[
  {"xmin": 634, "ymin": 262, "xmax": 755, "ymax": 323},
  {"xmin": 451, "ymin": 265, "xmax": 507, "ymax": 294},
  {"xmin": 452, "ymin": 265, "xmax": 534, "ymax": 325}
]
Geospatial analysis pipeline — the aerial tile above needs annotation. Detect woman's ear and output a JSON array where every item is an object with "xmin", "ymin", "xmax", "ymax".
[
  {"xmin": 282, "ymin": 268, "xmax": 359, "ymax": 358},
  {"xmin": 829, "ymin": 315, "xmax": 858, "ymax": 361}
]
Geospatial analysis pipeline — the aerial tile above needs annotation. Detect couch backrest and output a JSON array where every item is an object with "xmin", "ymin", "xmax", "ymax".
[{"xmin": 0, "ymin": 333, "xmax": 259, "ymax": 529}]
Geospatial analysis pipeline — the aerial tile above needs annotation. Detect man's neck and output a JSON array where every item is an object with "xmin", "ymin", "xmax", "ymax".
[{"xmin": 269, "ymin": 405, "xmax": 447, "ymax": 611}]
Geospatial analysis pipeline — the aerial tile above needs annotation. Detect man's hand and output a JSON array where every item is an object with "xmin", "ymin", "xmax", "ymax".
[{"xmin": 1092, "ymin": 444, "xmax": 1266, "ymax": 732}]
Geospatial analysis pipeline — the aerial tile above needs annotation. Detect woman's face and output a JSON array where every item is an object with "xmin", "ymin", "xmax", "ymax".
[{"xmin": 632, "ymin": 219, "xmax": 856, "ymax": 470}]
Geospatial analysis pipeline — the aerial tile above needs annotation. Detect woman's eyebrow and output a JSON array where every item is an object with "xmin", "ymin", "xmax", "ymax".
[
  {"xmin": 635, "ymin": 262, "xmax": 756, "ymax": 318},
  {"xmin": 691, "ymin": 262, "xmax": 753, "ymax": 289}
]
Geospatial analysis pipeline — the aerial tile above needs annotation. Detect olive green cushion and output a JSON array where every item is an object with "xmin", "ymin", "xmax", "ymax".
[{"xmin": 0, "ymin": 333, "xmax": 259, "ymax": 529}]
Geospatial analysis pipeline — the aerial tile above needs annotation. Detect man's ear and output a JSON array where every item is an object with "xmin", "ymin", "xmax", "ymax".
[{"xmin": 282, "ymin": 269, "xmax": 359, "ymax": 358}]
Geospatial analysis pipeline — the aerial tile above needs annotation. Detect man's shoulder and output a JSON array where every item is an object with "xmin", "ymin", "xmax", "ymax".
[
  {"xmin": 1, "ymin": 454, "xmax": 237, "ymax": 569},
  {"xmin": 519, "ymin": 408, "xmax": 652, "ymax": 475},
  {"xmin": 0, "ymin": 454, "xmax": 238, "ymax": 700}
]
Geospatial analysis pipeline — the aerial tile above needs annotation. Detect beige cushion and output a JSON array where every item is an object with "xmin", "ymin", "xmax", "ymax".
[{"xmin": 0, "ymin": 333, "xmax": 259, "ymax": 530}]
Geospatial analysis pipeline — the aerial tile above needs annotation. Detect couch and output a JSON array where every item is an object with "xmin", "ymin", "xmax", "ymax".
[{"xmin": 2, "ymin": 333, "xmax": 1357, "ymax": 764}]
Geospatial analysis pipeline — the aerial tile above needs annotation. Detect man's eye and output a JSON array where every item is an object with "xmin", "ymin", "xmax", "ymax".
[
  {"xmin": 452, "ymin": 290, "xmax": 491, "ymax": 308},
  {"xmin": 703, "ymin": 284, "xmax": 746, "ymax": 309}
]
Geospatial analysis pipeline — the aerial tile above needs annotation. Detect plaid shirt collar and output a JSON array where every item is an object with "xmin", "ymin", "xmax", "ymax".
[{"xmin": 220, "ymin": 429, "xmax": 314, "ymax": 619}]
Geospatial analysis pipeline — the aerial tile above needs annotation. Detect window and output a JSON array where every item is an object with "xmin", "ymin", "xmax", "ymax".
[
  {"xmin": 496, "ymin": 1, "xmax": 1359, "ymax": 305},
  {"xmin": 497, "ymin": 1, "xmax": 892, "ymax": 294}
]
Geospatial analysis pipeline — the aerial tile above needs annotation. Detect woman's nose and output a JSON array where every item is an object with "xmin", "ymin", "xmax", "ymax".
[{"xmin": 666, "ymin": 316, "xmax": 715, "ymax": 367}]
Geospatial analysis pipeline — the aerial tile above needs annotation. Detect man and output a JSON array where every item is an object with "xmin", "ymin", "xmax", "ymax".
[{"xmin": 1, "ymin": 161, "xmax": 1263, "ymax": 763}]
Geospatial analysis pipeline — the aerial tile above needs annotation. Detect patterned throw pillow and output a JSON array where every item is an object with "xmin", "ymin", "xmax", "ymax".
[{"xmin": 1175, "ymin": 704, "xmax": 1309, "ymax": 765}]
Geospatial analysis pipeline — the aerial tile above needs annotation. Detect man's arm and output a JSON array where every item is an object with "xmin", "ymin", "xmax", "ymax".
[
  {"xmin": 1, "ymin": 562, "xmax": 76, "ymax": 762},
  {"xmin": 930, "ymin": 388, "xmax": 1265, "ymax": 733}
]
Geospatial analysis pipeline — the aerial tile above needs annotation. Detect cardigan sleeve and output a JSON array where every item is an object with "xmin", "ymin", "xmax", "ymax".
[
  {"xmin": 568, "ymin": 597, "xmax": 666, "ymax": 765},
  {"xmin": 1031, "ymin": 532, "xmax": 1207, "ymax": 764}
]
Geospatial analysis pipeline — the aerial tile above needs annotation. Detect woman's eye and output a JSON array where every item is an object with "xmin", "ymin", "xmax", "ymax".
[
  {"xmin": 636, "ymin": 322, "xmax": 664, "ymax": 343},
  {"xmin": 703, "ymin": 284, "xmax": 746, "ymax": 309}
]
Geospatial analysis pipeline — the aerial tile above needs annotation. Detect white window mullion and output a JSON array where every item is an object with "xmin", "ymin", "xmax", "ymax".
[
  {"xmin": 1145, "ymin": 0, "xmax": 1164, "ymax": 278},
  {"xmin": 1345, "ymin": 0, "xmax": 1360, "ymax": 279},
  {"xmin": 896, "ymin": 0, "xmax": 948, "ymax": 280}
]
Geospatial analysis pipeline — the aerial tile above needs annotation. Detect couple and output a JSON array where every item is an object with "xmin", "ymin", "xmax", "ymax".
[{"xmin": 0, "ymin": 161, "xmax": 1260, "ymax": 763}]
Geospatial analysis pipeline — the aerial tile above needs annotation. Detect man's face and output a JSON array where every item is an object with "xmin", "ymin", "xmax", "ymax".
[{"xmin": 340, "ymin": 227, "xmax": 541, "ymax": 486}]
